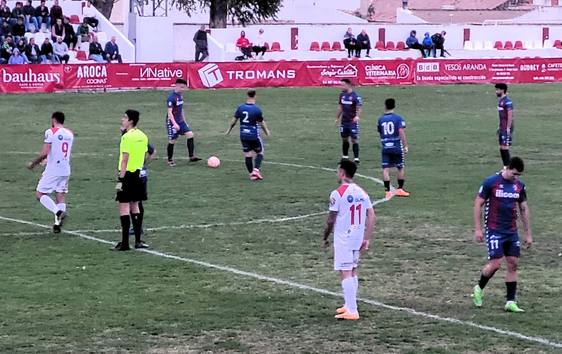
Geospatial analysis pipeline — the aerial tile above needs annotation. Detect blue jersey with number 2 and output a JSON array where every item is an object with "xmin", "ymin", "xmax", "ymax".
[
  {"xmin": 235, "ymin": 103, "xmax": 264, "ymax": 140},
  {"xmin": 377, "ymin": 113, "xmax": 406, "ymax": 153}
]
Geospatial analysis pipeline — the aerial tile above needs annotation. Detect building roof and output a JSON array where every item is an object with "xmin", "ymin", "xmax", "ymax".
[{"xmin": 413, "ymin": 9, "xmax": 529, "ymax": 23}]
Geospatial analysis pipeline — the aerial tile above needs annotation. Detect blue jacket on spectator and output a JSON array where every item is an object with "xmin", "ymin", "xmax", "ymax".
[
  {"xmin": 422, "ymin": 32, "xmax": 433, "ymax": 47},
  {"xmin": 105, "ymin": 40, "xmax": 119, "ymax": 57},
  {"xmin": 406, "ymin": 31, "xmax": 419, "ymax": 47}
]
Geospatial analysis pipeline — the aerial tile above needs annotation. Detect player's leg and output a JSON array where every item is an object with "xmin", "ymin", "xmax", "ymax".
[
  {"xmin": 499, "ymin": 132, "xmax": 511, "ymax": 168},
  {"xmin": 167, "ymin": 120, "xmax": 178, "ymax": 166},
  {"xmin": 334, "ymin": 246, "xmax": 360, "ymax": 320},
  {"xmin": 252, "ymin": 139, "xmax": 264, "ymax": 180},
  {"xmin": 351, "ymin": 125, "xmax": 360, "ymax": 164},
  {"xmin": 504, "ymin": 237, "xmax": 523, "ymax": 312},
  {"xmin": 473, "ymin": 232, "xmax": 503, "ymax": 306},
  {"xmin": 130, "ymin": 201, "xmax": 147, "ymax": 248},
  {"xmin": 53, "ymin": 189, "xmax": 67, "ymax": 232},
  {"xmin": 117, "ymin": 202, "xmax": 131, "ymax": 250},
  {"xmin": 382, "ymin": 166, "xmax": 393, "ymax": 200},
  {"xmin": 395, "ymin": 163, "xmax": 410, "ymax": 197},
  {"xmin": 36, "ymin": 191, "xmax": 58, "ymax": 214},
  {"xmin": 184, "ymin": 128, "xmax": 201, "ymax": 162},
  {"xmin": 340, "ymin": 126, "xmax": 350, "ymax": 159}
]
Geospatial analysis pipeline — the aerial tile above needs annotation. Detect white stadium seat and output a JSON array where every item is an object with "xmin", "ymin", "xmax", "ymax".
[
  {"xmin": 474, "ymin": 41, "xmax": 484, "ymax": 50},
  {"xmin": 484, "ymin": 41, "xmax": 494, "ymax": 50},
  {"xmin": 533, "ymin": 40, "xmax": 543, "ymax": 49},
  {"xmin": 542, "ymin": 39, "xmax": 551, "ymax": 49},
  {"xmin": 226, "ymin": 43, "xmax": 237, "ymax": 53},
  {"xmin": 524, "ymin": 40, "xmax": 534, "ymax": 49},
  {"xmin": 463, "ymin": 41, "xmax": 473, "ymax": 50}
]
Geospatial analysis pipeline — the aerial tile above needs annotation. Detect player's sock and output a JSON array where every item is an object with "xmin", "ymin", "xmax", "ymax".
[
  {"xmin": 131, "ymin": 213, "xmax": 142, "ymax": 243},
  {"xmin": 352, "ymin": 143, "xmax": 359, "ymax": 159},
  {"xmin": 478, "ymin": 269, "xmax": 497, "ymax": 290},
  {"xmin": 254, "ymin": 154, "xmax": 263, "ymax": 170},
  {"xmin": 119, "ymin": 215, "xmax": 130, "ymax": 248},
  {"xmin": 187, "ymin": 138, "xmax": 195, "ymax": 158},
  {"xmin": 506, "ymin": 281, "xmax": 517, "ymax": 301},
  {"xmin": 138, "ymin": 201, "xmax": 144, "ymax": 220},
  {"xmin": 383, "ymin": 181, "xmax": 391, "ymax": 192},
  {"xmin": 353, "ymin": 275, "xmax": 359, "ymax": 294},
  {"xmin": 342, "ymin": 277, "xmax": 357, "ymax": 313},
  {"xmin": 342, "ymin": 141, "xmax": 350, "ymax": 158},
  {"xmin": 56, "ymin": 203, "xmax": 66, "ymax": 213},
  {"xmin": 167, "ymin": 143, "xmax": 174, "ymax": 161},
  {"xmin": 398, "ymin": 179, "xmax": 405, "ymax": 189},
  {"xmin": 500, "ymin": 149, "xmax": 511, "ymax": 167},
  {"xmin": 40, "ymin": 195, "xmax": 58, "ymax": 214},
  {"xmin": 245, "ymin": 157, "xmax": 253, "ymax": 173}
]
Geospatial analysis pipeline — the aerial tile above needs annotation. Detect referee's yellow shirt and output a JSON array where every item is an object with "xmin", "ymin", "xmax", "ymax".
[{"xmin": 119, "ymin": 128, "xmax": 148, "ymax": 172}]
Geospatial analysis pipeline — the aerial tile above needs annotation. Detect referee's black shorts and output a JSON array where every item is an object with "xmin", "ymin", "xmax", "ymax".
[{"xmin": 116, "ymin": 170, "xmax": 147, "ymax": 203}]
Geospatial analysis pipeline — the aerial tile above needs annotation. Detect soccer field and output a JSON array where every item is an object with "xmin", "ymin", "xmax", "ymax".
[{"xmin": 1, "ymin": 84, "xmax": 561, "ymax": 353}]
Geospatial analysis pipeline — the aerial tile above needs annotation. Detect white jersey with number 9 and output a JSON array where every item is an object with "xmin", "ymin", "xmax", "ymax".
[{"xmin": 43, "ymin": 127, "xmax": 74, "ymax": 177}]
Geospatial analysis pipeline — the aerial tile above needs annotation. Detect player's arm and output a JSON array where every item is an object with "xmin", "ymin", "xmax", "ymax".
[
  {"xmin": 119, "ymin": 152, "xmax": 129, "ymax": 179},
  {"xmin": 145, "ymin": 144, "xmax": 156, "ymax": 164},
  {"xmin": 225, "ymin": 117, "xmax": 238, "ymax": 135},
  {"xmin": 519, "ymin": 201, "xmax": 533, "ymax": 248},
  {"xmin": 335, "ymin": 105, "xmax": 342, "ymax": 125},
  {"xmin": 167, "ymin": 107, "xmax": 179, "ymax": 130},
  {"xmin": 353, "ymin": 106, "xmax": 362, "ymax": 124},
  {"xmin": 399, "ymin": 128, "xmax": 409, "ymax": 154},
  {"xmin": 361, "ymin": 207, "xmax": 376, "ymax": 251},
  {"xmin": 506, "ymin": 106, "xmax": 514, "ymax": 133},
  {"xmin": 473, "ymin": 196, "xmax": 486, "ymax": 243},
  {"xmin": 323, "ymin": 211, "xmax": 337, "ymax": 248},
  {"xmin": 27, "ymin": 143, "xmax": 51, "ymax": 170},
  {"xmin": 259, "ymin": 120, "xmax": 271, "ymax": 137}
]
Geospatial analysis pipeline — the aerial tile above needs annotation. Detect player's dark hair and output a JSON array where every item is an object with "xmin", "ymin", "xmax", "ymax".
[
  {"xmin": 51, "ymin": 111, "xmax": 65, "ymax": 124},
  {"xmin": 385, "ymin": 98, "xmax": 396, "ymax": 110},
  {"xmin": 508, "ymin": 157, "xmax": 524, "ymax": 173},
  {"xmin": 495, "ymin": 83, "xmax": 508, "ymax": 93},
  {"xmin": 125, "ymin": 109, "xmax": 140, "ymax": 126},
  {"xmin": 247, "ymin": 89, "xmax": 256, "ymax": 98},
  {"xmin": 338, "ymin": 159, "xmax": 357, "ymax": 178},
  {"xmin": 175, "ymin": 78, "xmax": 187, "ymax": 85},
  {"xmin": 341, "ymin": 79, "xmax": 352, "ymax": 86}
]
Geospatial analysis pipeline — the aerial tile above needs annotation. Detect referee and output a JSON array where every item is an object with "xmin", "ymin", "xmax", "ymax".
[{"xmin": 115, "ymin": 109, "xmax": 149, "ymax": 251}]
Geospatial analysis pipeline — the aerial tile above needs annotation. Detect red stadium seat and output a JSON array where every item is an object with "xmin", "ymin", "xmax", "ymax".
[
  {"xmin": 76, "ymin": 50, "xmax": 87, "ymax": 61},
  {"xmin": 396, "ymin": 41, "xmax": 406, "ymax": 50},
  {"xmin": 69, "ymin": 15, "xmax": 80, "ymax": 24},
  {"xmin": 270, "ymin": 42, "xmax": 282, "ymax": 52},
  {"xmin": 503, "ymin": 41, "xmax": 513, "ymax": 50},
  {"xmin": 309, "ymin": 41, "xmax": 320, "ymax": 51},
  {"xmin": 494, "ymin": 41, "xmax": 503, "ymax": 50},
  {"xmin": 263, "ymin": 42, "xmax": 270, "ymax": 50},
  {"xmin": 514, "ymin": 40, "xmax": 525, "ymax": 50},
  {"xmin": 554, "ymin": 40, "xmax": 562, "ymax": 49},
  {"xmin": 375, "ymin": 41, "xmax": 385, "ymax": 50},
  {"xmin": 331, "ymin": 41, "xmax": 344, "ymax": 51},
  {"xmin": 385, "ymin": 41, "xmax": 396, "ymax": 51},
  {"xmin": 320, "ymin": 41, "xmax": 332, "ymax": 51}
]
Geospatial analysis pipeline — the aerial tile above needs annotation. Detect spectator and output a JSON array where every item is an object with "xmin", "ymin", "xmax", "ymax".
[
  {"xmin": 8, "ymin": 46, "xmax": 25, "ymax": 63},
  {"xmin": 89, "ymin": 34, "xmax": 105, "ymax": 62},
  {"xmin": 53, "ymin": 35, "xmax": 68, "ymax": 63},
  {"xmin": 104, "ymin": 35, "xmax": 122, "ymax": 63},
  {"xmin": 235, "ymin": 30, "xmax": 251, "ymax": 60},
  {"xmin": 356, "ymin": 29, "xmax": 371, "ymax": 58},
  {"xmin": 22, "ymin": 0, "xmax": 38, "ymax": 33},
  {"xmin": 343, "ymin": 27, "xmax": 357, "ymax": 58},
  {"xmin": 15, "ymin": 37, "xmax": 26, "ymax": 58},
  {"xmin": 431, "ymin": 31, "xmax": 447, "ymax": 58},
  {"xmin": 0, "ymin": 0, "xmax": 11, "ymax": 25},
  {"xmin": 25, "ymin": 36, "xmax": 40, "ymax": 63},
  {"xmin": 402, "ymin": 0, "xmax": 408, "ymax": 9},
  {"xmin": 193, "ymin": 24, "xmax": 208, "ymax": 62},
  {"xmin": 0, "ymin": 20, "xmax": 11, "ymax": 41},
  {"xmin": 10, "ymin": 2, "xmax": 24, "ymax": 25},
  {"xmin": 0, "ymin": 36, "xmax": 13, "ymax": 63},
  {"xmin": 82, "ymin": 1, "xmax": 98, "ymax": 31},
  {"xmin": 422, "ymin": 32, "xmax": 433, "ymax": 58},
  {"xmin": 63, "ymin": 16, "xmax": 77, "ymax": 50},
  {"xmin": 405, "ymin": 30, "xmax": 425, "ymax": 57},
  {"xmin": 40, "ymin": 37, "xmax": 58, "ymax": 63},
  {"xmin": 252, "ymin": 28, "xmax": 267, "ymax": 59},
  {"xmin": 35, "ymin": 0, "xmax": 50, "ymax": 33},
  {"xmin": 77, "ymin": 18, "xmax": 90, "ymax": 44},
  {"xmin": 50, "ymin": 0, "xmax": 63, "ymax": 24},
  {"xmin": 51, "ymin": 17, "xmax": 64, "ymax": 41},
  {"xmin": 12, "ymin": 16, "xmax": 25, "ymax": 43}
]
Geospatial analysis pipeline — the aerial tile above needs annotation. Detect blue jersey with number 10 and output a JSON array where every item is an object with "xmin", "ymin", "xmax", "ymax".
[
  {"xmin": 377, "ymin": 113, "xmax": 406, "ymax": 153},
  {"xmin": 235, "ymin": 103, "xmax": 264, "ymax": 140}
]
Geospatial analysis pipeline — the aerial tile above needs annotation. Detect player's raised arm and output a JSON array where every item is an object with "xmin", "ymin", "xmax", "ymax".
[
  {"xmin": 473, "ymin": 196, "xmax": 486, "ymax": 243},
  {"xmin": 27, "ymin": 142, "xmax": 51, "ymax": 170},
  {"xmin": 519, "ymin": 201, "xmax": 533, "ymax": 248}
]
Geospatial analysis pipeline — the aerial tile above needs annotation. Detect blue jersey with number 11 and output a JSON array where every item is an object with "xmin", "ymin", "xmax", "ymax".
[
  {"xmin": 235, "ymin": 103, "xmax": 264, "ymax": 140},
  {"xmin": 377, "ymin": 113, "xmax": 406, "ymax": 153}
]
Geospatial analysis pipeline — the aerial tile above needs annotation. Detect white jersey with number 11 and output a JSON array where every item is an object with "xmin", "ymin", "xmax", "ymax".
[{"xmin": 329, "ymin": 183, "xmax": 372, "ymax": 250}]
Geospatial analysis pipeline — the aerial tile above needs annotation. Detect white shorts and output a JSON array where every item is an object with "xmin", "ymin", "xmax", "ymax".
[
  {"xmin": 333, "ymin": 245, "xmax": 360, "ymax": 271},
  {"xmin": 36, "ymin": 174, "xmax": 69, "ymax": 194}
]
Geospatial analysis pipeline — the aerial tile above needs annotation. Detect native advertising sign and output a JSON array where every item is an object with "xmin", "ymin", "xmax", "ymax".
[{"xmin": 0, "ymin": 65, "xmax": 63, "ymax": 93}]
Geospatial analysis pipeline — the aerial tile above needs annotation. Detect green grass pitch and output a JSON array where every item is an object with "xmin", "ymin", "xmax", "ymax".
[{"xmin": 0, "ymin": 84, "xmax": 561, "ymax": 353}]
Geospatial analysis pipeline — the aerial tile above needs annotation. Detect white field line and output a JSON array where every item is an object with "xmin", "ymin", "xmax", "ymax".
[
  {"xmin": 0, "ymin": 231, "xmax": 51, "ymax": 237},
  {"xmin": 1, "ymin": 214, "xmax": 561, "ymax": 349}
]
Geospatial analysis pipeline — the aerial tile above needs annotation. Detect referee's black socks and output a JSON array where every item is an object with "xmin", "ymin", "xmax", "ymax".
[
  {"xmin": 120, "ymin": 215, "xmax": 130, "ymax": 248},
  {"xmin": 131, "ymin": 213, "xmax": 143, "ymax": 243}
]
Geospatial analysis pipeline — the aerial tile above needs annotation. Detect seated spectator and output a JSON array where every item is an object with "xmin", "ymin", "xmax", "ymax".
[
  {"xmin": 51, "ymin": 17, "xmax": 64, "ymax": 41},
  {"xmin": 8, "ymin": 46, "xmax": 25, "ymax": 63},
  {"xmin": 53, "ymin": 36, "xmax": 68, "ymax": 63},
  {"xmin": 0, "ymin": 0, "xmax": 11, "ymax": 25},
  {"xmin": 235, "ymin": 30, "xmax": 251, "ymax": 60},
  {"xmin": 405, "ymin": 30, "xmax": 425, "ymax": 57},
  {"xmin": 25, "ymin": 36, "xmax": 40, "ymax": 63},
  {"xmin": 356, "ymin": 29, "xmax": 371, "ymax": 58},
  {"xmin": 82, "ymin": 1, "xmax": 98, "ymax": 31},
  {"xmin": 343, "ymin": 27, "xmax": 357, "ymax": 59},
  {"xmin": 89, "ymin": 35, "xmax": 105, "ymax": 62},
  {"xmin": 193, "ymin": 25, "xmax": 208, "ymax": 62},
  {"xmin": 63, "ymin": 16, "xmax": 77, "ymax": 50},
  {"xmin": 0, "ymin": 36, "xmax": 13, "ymax": 63},
  {"xmin": 422, "ymin": 32, "xmax": 433, "ymax": 58},
  {"xmin": 35, "ymin": 0, "xmax": 50, "ymax": 32},
  {"xmin": 104, "ymin": 36, "xmax": 122, "ymax": 63},
  {"xmin": 10, "ymin": 2, "xmax": 24, "ymax": 25},
  {"xmin": 40, "ymin": 37, "xmax": 58, "ymax": 63},
  {"xmin": 431, "ymin": 31, "xmax": 447, "ymax": 58},
  {"xmin": 12, "ymin": 16, "xmax": 25, "ymax": 43},
  {"xmin": 0, "ymin": 20, "xmax": 11, "ymax": 41},
  {"xmin": 50, "ymin": 0, "xmax": 63, "ymax": 24},
  {"xmin": 252, "ymin": 28, "xmax": 267, "ymax": 59},
  {"xmin": 15, "ymin": 36, "xmax": 26, "ymax": 58},
  {"xmin": 77, "ymin": 18, "xmax": 90, "ymax": 44},
  {"xmin": 22, "ymin": 0, "xmax": 38, "ymax": 33}
]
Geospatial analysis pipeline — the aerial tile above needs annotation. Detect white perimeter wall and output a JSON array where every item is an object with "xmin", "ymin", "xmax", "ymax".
[{"xmin": 135, "ymin": 17, "xmax": 173, "ymax": 62}]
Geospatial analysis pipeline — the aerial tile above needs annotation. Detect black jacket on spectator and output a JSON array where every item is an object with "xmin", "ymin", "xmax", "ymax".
[
  {"xmin": 431, "ymin": 33, "xmax": 445, "ymax": 47},
  {"xmin": 25, "ymin": 43, "xmax": 40, "ymax": 58},
  {"xmin": 194, "ymin": 29, "xmax": 207, "ymax": 42},
  {"xmin": 89, "ymin": 41, "xmax": 103, "ymax": 55},
  {"xmin": 11, "ymin": 7, "xmax": 24, "ymax": 18},
  {"xmin": 12, "ymin": 23, "xmax": 25, "ymax": 36},
  {"xmin": 0, "ymin": 6, "xmax": 11, "ymax": 19},
  {"xmin": 35, "ymin": 5, "xmax": 48, "ymax": 19},
  {"xmin": 0, "ymin": 22, "xmax": 12, "ymax": 37},
  {"xmin": 40, "ymin": 42, "xmax": 54, "ymax": 55},
  {"xmin": 356, "ymin": 33, "xmax": 370, "ymax": 48},
  {"xmin": 1, "ymin": 44, "xmax": 12, "ymax": 61},
  {"xmin": 50, "ymin": 5, "xmax": 62, "ymax": 21},
  {"xmin": 23, "ymin": 4, "xmax": 34, "ymax": 16}
]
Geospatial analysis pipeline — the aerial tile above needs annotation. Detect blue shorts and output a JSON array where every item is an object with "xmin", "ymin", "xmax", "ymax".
[
  {"xmin": 241, "ymin": 138, "xmax": 263, "ymax": 153},
  {"xmin": 486, "ymin": 230, "xmax": 520, "ymax": 259},
  {"xmin": 498, "ymin": 130, "xmax": 513, "ymax": 146},
  {"xmin": 382, "ymin": 150, "xmax": 404, "ymax": 169},
  {"xmin": 340, "ymin": 123, "xmax": 359, "ymax": 139},
  {"xmin": 167, "ymin": 119, "xmax": 191, "ymax": 141}
]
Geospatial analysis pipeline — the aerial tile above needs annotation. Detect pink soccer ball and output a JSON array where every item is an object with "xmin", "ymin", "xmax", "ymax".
[{"xmin": 207, "ymin": 156, "xmax": 221, "ymax": 168}]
